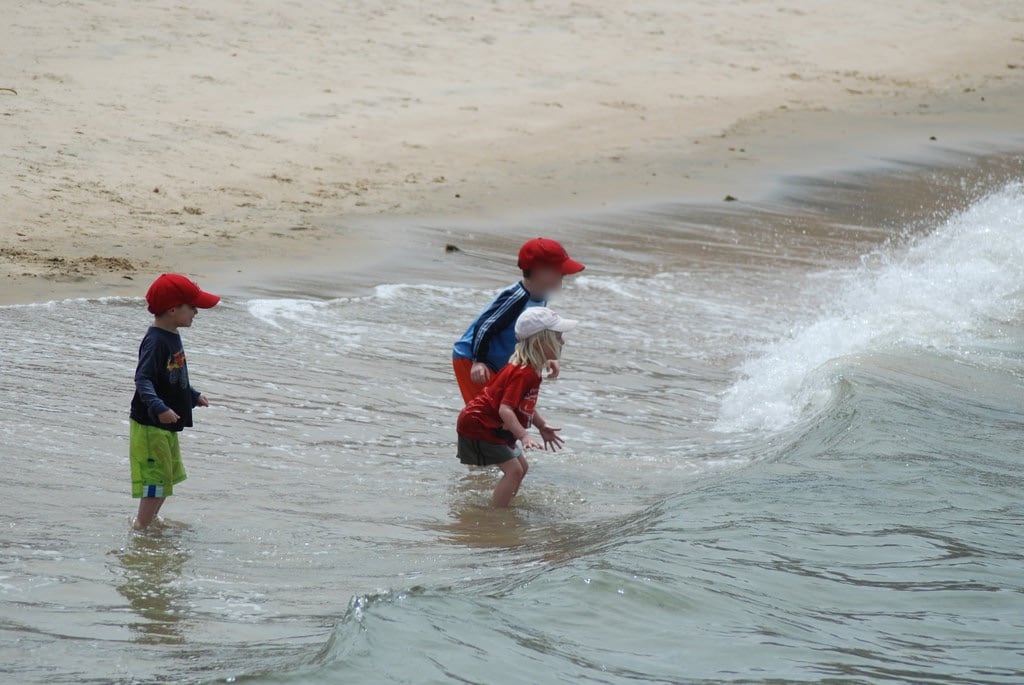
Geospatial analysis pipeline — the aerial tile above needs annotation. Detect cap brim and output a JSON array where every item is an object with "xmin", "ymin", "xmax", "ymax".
[
  {"xmin": 190, "ymin": 290, "xmax": 221, "ymax": 309},
  {"xmin": 560, "ymin": 258, "xmax": 585, "ymax": 275},
  {"xmin": 551, "ymin": 318, "xmax": 578, "ymax": 333}
]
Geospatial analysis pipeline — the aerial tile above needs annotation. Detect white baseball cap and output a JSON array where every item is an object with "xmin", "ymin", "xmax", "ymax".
[{"xmin": 515, "ymin": 307, "xmax": 578, "ymax": 340}]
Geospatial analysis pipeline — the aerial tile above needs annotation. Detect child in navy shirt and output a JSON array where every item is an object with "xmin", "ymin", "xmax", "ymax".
[{"xmin": 129, "ymin": 273, "xmax": 219, "ymax": 531}]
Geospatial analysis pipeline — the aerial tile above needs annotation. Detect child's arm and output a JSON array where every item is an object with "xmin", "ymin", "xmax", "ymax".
[
  {"xmin": 135, "ymin": 343, "xmax": 179, "ymax": 425},
  {"xmin": 470, "ymin": 289, "xmax": 526, "ymax": 381},
  {"xmin": 190, "ymin": 388, "xmax": 209, "ymax": 408},
  {"xmin": 498, "ymin": 403, "xmax": 543, "ymax": 450},
  {"xmin": 531, "ymin": 411, "xmax": 565, "ymax": 451},
  {"xmin": 137, "ymin": 376, "xmax": 180, "ymax": 424}
]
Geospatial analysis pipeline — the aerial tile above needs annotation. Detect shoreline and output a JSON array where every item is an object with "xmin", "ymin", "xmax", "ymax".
[
  {"xmin": 3, "ymin": 1, "xmax": 1024, "ymax": 304},
  {"xmin": 5, "ymin": 83, "xmax": 1023, "ymax": 307}
]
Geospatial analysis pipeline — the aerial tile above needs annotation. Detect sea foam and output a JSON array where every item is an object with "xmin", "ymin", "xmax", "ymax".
[{"xmin": 716, "ymin": 182, "xmax": 1024, "ymax": 432}]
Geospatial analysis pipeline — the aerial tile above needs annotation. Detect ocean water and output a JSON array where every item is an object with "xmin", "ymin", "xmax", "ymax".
[{"xmin": 2, "ymin": 156, "xmax": 1024, "ymax": 683}]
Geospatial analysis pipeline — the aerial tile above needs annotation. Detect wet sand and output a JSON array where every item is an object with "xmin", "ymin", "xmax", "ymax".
[{"xmin": 2, "ymin": 1, "xmax": 1024, "ymax": 304}]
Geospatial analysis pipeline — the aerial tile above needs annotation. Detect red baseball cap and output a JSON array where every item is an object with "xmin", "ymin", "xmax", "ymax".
[
  {"xmin": 517, "ymin": 237, "xmax": 585, "ymax": 275},
  {"xmin": 145, "ymin": 273, "xmax": 221, "ymax": 314}
]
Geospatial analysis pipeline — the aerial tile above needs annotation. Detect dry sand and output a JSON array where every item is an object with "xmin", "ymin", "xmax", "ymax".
[{"xmin": 2, "ymin": 0, "xmax": 1023, "ymax": 303}]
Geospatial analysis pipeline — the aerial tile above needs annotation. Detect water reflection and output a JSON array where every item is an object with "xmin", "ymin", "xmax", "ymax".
[{"xmin": 113, "ymin": 525, "xmax": 193, "ymax": 645}]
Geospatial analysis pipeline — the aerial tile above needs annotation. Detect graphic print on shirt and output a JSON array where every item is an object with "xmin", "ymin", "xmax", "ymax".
[
  {"xmin": 166, "ymin": 350, "xmax": 188, "ymax": 388},
  {"xmin": 517, "ymin": 387, "xmax": 538, "ymax": 428}
]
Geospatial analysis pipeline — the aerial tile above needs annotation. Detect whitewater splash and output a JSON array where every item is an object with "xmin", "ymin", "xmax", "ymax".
[{"xmin": 716, "ymin": 182, "xmax": 1024, "ymax": 433}]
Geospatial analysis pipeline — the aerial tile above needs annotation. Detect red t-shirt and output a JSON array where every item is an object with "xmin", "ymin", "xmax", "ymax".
[{"xmin": 457, "ymin": 363, "xmax": 541, "ymax": 445}]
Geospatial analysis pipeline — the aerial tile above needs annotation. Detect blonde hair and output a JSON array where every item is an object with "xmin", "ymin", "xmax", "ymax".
[{"xmin": 508, "ymin": 328, "xmax": 561, "ymax": 375}]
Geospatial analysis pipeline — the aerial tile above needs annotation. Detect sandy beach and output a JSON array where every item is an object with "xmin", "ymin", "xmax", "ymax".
[{"xmin": 2, "ymin": 0, "xmax": 1023, "ymax": 303}]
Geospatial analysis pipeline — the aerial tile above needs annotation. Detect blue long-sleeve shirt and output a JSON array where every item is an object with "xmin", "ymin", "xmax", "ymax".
[
  {"xmin": 130, "ymin": 327, "xmax": 201, "ymax": 432},
  {"xmin": 452, "ymin": 282, "xmax": 546, "ymax": 372}
]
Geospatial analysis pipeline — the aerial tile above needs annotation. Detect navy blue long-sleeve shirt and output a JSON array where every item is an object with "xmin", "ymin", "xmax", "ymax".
[{"xmin": 130, "ymin": 327, "xmax": 201, "ymax": 432}]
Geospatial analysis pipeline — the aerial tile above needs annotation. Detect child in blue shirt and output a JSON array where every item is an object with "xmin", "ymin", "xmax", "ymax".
[{"xmin": 452, "ymin": 237, "xmax": 584, "ymax": 403}]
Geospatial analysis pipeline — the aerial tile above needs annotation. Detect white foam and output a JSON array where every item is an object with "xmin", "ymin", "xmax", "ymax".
[
  {"xmin": 573, "ymin": 275, "xmax": 644, "ymax": 300},
  {"xmin": 246, "ymin": 298, "xmax": 330, "ymax": 329},
  {"xmin": 716, "ymin": 182, "xmax": 1024, "ymax": 433},
  {"xmin": 371, "ymin": 283, "xmax": 471, "ymax": 301}
]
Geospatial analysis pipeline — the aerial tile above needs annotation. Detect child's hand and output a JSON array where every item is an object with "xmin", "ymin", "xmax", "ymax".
[
  {"xmin": 545, "ymin": 359, "xmax": 560, "ymax": 379},
  {"xmin": 470, "ymin": 362, "xmax": 494, "ymax": 385},
  {"xmin": 521, "ymin": 435, "xmax": 544, "ymax": 451},
  {"xmin": 157, "ymin": 408, "xmax": 181, "ymax": 424},
  {"xmin": 196, "ymin": 394, "xmax": 209, "ymax": 407},
  {"xmin": 538, "ymin": 425, "xmax": 564, "ymax": 451}
]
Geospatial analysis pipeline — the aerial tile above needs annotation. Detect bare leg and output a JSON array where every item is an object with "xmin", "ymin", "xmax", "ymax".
[
  {"xmin": 493, "ymin": 459, "xmax": 526, "ymax": 508},
  {"xmin": 511, "ymin": 455, "xmax": 529, "ymax": 498},
  {"xmin": 134, "ymin": 497, "xmax": 166, "ymax": 531}
]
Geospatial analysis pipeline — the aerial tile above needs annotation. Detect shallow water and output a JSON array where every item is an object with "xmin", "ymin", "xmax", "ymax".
[{"xmin": 2, "ymin": 152, "xmax": 1024, "ymax": 683}]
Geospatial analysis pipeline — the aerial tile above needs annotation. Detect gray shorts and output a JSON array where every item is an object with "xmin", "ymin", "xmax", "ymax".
[{"xmin": 457, "ymin": 435, "xmax": 519, "ymax": 466}]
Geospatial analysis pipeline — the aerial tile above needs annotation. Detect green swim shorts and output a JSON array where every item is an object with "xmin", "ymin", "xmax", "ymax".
[{"xmin": 129, "ymin": 420, "xmax": 187, "ymax": 498}]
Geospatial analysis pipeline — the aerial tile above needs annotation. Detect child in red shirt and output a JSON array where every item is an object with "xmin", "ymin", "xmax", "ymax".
[{"xmin": 456, "ymin": 307, "xmax": 578, "ymax": 507}]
